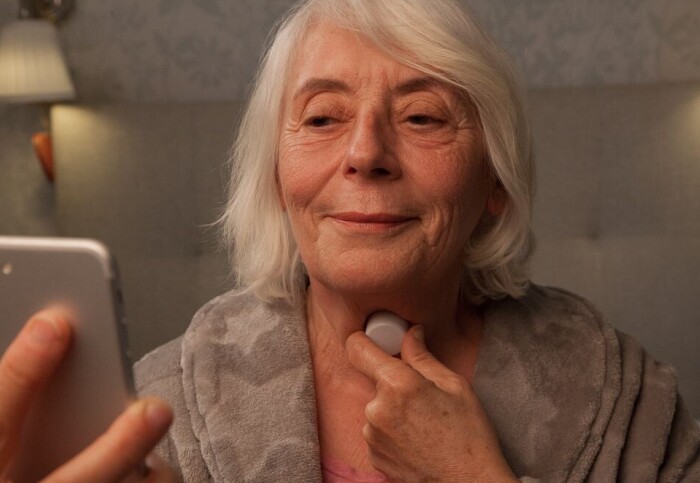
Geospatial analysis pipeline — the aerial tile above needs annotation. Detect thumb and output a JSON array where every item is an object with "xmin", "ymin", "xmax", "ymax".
[
  {"xmin": 401, "ymin": 325, "xmax": 463, "ymax": 391},
  {"xmin": 345, "ymin": 330, "xmax": 398, "ymax": 384}
]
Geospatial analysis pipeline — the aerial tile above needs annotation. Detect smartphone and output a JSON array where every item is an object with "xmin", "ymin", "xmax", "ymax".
[{"xmin": 0, "ymin": 236, "xmax": 135, "ymax": 482}]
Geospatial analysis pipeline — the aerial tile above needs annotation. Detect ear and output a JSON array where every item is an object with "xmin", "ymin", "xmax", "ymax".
[{"xmin": 486, "ymin": 183, "xmax": 506, "ymax": 217}]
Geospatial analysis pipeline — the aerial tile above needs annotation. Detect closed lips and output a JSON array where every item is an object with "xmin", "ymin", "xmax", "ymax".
[{"xmin": 329, "ymin": 212, "xmax": 416, "ymax": 223}]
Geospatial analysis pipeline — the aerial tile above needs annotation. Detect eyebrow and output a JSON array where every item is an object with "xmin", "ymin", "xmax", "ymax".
[
  {"xmin": 394, "ymin": 76, "xmax": 446, "ymax": 95},
  {"xmin": 293, "ymin": 78, "xmax": 351, "ymax": 100},
  {"xmin": 292, "ymin": 75, "xmax": 447, "ymax": 101}
]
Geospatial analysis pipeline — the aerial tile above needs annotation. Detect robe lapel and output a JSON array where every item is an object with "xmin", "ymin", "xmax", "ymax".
[{"xmin": 180, "ymin": 293, "xmax": 322, "ymax": 482}]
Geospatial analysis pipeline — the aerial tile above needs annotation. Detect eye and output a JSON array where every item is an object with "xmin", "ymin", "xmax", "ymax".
[
  {"xmin": 407, "ymin": 114, "xmax": 444, "ymax": 126},
  {"xmin": 306, "ymin": 116, "xmax": 335, "ymax": 128}
]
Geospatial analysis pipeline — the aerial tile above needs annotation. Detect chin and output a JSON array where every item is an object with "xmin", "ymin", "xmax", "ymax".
[{"xmin": 311, "ymin": 257, "xmax": 424, "ymax": 296}]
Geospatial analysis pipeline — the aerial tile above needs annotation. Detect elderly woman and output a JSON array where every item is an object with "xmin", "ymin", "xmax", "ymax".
[{"xmin": 2, "ymin": 0, "xmax": 699, "ymax": 481}]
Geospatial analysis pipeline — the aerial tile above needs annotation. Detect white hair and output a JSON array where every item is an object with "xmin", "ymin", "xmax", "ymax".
[{"xmin": 219, "ymin": 0, "xmax": 535, "ymax": 304}]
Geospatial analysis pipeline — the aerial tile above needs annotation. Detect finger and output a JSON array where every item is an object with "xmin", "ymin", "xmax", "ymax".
[
  {"xmin": 400, "ymin": 325, "xmax": 466, "ymax": 392},
  {"xmin": 345, "ymin": 331, "xmax": 404, "ymax": 384},
  {"xmin": 143, "ymin": 453, "xmax": 182, "ymax": 482},
  {"xmin": 44, "ymin": 398, "xmax": 173, "ymax": 483},
  {"xmin": 0, "ymin": 311, "xmax": 71, "ymax": 468},
  {"xmin": 121, "ymin": 454, "xmax": 181, "ymax": 483},
  {"xmin": 362, "ymin": 423, "xmax": 397, "ymax": 479}
]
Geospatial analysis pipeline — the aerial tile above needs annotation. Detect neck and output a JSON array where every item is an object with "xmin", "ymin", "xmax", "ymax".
[
  {"xmin": 307, "ymin": 275, "xmax": 485, "ymax": 469},
  {"xmin": 305, "ymin": 273, "xmax": 482, "ymax": 368}
]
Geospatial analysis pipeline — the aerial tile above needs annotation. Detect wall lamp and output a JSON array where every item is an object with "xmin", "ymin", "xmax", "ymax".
[{"xmin": 0, "ymin": 0, "xmax": 76, "ymax": 182}]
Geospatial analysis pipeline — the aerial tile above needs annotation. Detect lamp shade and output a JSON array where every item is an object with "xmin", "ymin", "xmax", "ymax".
[{"xmin": 0, "ymin": 19, "xmax": 76, "ymax": 103}]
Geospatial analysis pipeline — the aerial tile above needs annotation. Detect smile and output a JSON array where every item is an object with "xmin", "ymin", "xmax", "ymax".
[{"xmin": 327, "ymin": 212, "xmax": 418, "ymax": 232}]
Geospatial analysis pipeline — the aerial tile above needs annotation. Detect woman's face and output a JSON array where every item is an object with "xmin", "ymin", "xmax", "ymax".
[{"xmin": 277, "ymin": 22, "xmax": 498, "ymax": 295}]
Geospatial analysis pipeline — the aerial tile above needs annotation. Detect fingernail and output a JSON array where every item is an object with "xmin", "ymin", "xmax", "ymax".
[
  {"xmin": 29, "ymin": 318, "xmax": 60, "ymax": 345},
  {"xmin": 145, "ymin": 400, "xmax": 172, "ymax": 431},
  {"xmin": 413, "ymin": 325, "xmax": 425, "ymax": 342}
]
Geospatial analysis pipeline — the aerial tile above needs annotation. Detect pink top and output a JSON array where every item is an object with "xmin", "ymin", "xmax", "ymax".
[{"xmin": 322, "ymin": 456, "xmax": 390, "ymax": 483}]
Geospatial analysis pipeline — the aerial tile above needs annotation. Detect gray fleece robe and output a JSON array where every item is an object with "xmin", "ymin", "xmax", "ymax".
[{"xmin": 134, "ymin": 285, "xmax": 700, "ymax": 482}]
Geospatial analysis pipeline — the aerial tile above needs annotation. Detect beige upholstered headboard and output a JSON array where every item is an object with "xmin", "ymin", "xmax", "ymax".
[
  {"xmin": 527, "ymin": 82, "xmax": 700, "ymax": 416},
  {"xmin": 51, "ymin": 81, "xmax": 700, "ymax": 416}
]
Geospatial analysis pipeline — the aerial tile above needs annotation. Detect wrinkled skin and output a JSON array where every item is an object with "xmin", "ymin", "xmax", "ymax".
[
  {"xmin": 345, "ymin": 327, "xmax": 517, "ymax": 482},
  {"xmin": 278, "ymin": 22, "xmax": 516, "ymax": 482}
]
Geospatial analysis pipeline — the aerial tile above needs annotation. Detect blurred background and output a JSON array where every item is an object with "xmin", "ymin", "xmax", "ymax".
[{"xmin": 1, "ymin": 0, "xmax": 698, "ymax": 416}]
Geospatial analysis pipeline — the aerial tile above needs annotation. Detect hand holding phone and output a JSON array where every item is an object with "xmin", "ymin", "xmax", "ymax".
[{"xmin": 0, "ymin": 236, "xmax": 178, "ymax": 482}]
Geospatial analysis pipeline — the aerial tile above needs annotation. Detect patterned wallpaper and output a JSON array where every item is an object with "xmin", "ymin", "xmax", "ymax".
[
  {"xmin": 1, "ymin": 0, "xmax": 700, "ymax": 234},
  {"xmin": 57, "ymin": 0, "xmax": 291, "ymax": 102},
  {"xmin": 480, "ymin": 0, "xmax": 700, "ymax": 86},
  {"xmin": 18, "ymin": 0, "xmax": 700, "ymax": 102}
]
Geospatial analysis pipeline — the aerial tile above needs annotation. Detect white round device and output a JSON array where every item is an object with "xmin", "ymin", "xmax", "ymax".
[{"xmin": 365, "ymin": 311, "xmax": 409, "ymax": 356}]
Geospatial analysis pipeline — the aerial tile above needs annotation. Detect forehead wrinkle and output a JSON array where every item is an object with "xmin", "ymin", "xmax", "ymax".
[
  {"xmin": 292, "ymin": 77, "xmax": 353, "ymax": 101},
  {"xmin": 291, "ymin": 74, "xmax": 456, "ymax": 106}
]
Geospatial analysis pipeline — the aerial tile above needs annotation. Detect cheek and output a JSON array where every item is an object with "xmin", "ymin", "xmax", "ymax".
[
  {"xmin": 278, "ymin": 166, "xmax": 316, "ymax": 211},
  {"xmin": 447, "ymin": 162, "xmax": 491, "ymax": 225},
  {"xmin": 401, "ymin": 144, "xmax": 490, "ymax": 242},
  {"xmin": 277, "ymin": 142, "xmax": 336, "ymax": 212},
  {"xmin": 402, "ymin": 140, "xmax": 488, "ymax": 209}
]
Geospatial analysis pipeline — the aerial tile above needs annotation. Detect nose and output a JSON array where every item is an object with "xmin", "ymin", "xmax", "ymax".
[{"xmin": 342, "ymin": 112, "xmax": 401, "ymax": 180}]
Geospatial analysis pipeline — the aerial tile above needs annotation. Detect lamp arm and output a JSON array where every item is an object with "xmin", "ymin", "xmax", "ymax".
[{"xmin": 18, "ymin": 0, "xmax": 75, "ymax": 24}]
